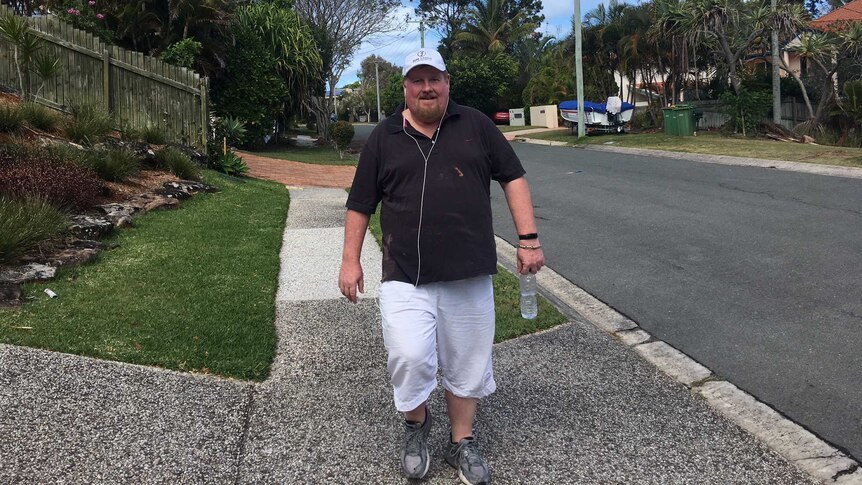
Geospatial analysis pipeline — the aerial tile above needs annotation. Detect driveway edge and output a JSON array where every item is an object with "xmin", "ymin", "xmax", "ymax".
[{"xmin": 495, "ymin": 236, "xmax": 862, "ymax": 484}]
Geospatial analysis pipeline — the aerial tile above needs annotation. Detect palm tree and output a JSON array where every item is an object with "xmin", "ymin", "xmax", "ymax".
[
  {"xmin": 788, "ymin": 23, "xmax": 862, "ymax": 131},
  {"xmin": 453, "ymin": 0, "xmax": 538, "ymax": 53}
]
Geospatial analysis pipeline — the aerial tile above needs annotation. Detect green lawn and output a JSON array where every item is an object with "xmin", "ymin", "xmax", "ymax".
[
  {"xmin": 366, "ymin": 206, "xmax": 568, "ymax": 341},
  {"xmin": 498, "ymin": 125, "xmax": 538, "ymax": 133},
  {"xmin": 522, "ymin": 130, "xmax": 862, "ymax": 168},
  {"xmin": 249, "ymin": 144, "xmax": 357, "ymax": 166},
  {"xmin": 0, "ymin": 171, "xmax": 289, "ymax": 381}
]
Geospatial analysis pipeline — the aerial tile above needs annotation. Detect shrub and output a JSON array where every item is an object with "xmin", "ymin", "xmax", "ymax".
[
  {"xmin": 0, "ymin": 196, "xmax": 67, "ymax": 264},
  {"xmin": 0, "ymin": 103, "xmax": 23, "ymax": 132},
  {"xmin": 220, "ymin": 150, "xmax": 249, "ymax": 176},
  {"xmin": 83, "ymin": 148, "xmax": 141, "ymax": 182},
  {"xmin": 154, "ymin": 147, "xmax": 201, "ymax": 180},
  {"xmin": 330, "ymin": 120, "xmax": 354, "ymax": 158},
  {"xmin": 160, "ymin": 38, "xmax": 202, "ymax": 69},
  {"xmin": 64, "ymin": 103, "xmax": 113, "ymax": 145},
  {"xmin": 720, "ymin": 89, "xmax": 772, "ymax": 136},
  {"xmin": 19, "ymin": 102, "xmax": 60, "ymax": 132},
  {"xmin": 141, "ymin": 124, "xmax": 168, "ymax": 145},
  {"xmin": 0, "ymin": 147, "xmax": 103, "ymax": 209},
  {"xmin": 44, "ymin": 143, "xmax": 88, "ymax": 165}
]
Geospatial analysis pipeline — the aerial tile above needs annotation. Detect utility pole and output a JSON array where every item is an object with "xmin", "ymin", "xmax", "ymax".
[
  {"xmin": 575, "ymin": 0, "xmax": 585, "ymax": 138},
  {"xmin": 375, "ymin": 61, "xmax": 382, "ymax": 123},
  {"xmin": 408, "ymin": 18, "xmax": 426, "ymax": 47},
  {"xmin": 772, "ymin": 0, "xmax": 781, "ymax": 124}
]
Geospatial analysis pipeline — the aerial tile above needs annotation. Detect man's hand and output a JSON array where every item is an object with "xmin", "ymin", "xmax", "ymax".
[
  {"xmin": 339, "ymin": 260, "xmax": 365, "ymax": 303},
  {"xmin": 517, "ymin": 239, "xmax": 544, "ymax": 275}
]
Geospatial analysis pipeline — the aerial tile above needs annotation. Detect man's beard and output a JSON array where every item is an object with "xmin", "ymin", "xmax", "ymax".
[{"xmin": 412, "ymin": 97, "xmax": 446, "ymax": 123}]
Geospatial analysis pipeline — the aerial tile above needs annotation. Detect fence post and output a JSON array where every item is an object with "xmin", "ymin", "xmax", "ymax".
[
  {"xmin": 102, "ymin": 49, "xmax": 111, "ymax": 113},
  {"xmin": 200, "ymin": 76, "xmax": 208, "ymax": 153}
]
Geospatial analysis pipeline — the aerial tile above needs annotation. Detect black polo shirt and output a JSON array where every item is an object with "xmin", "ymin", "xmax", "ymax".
[{"xmin": 347, "ymin": 101, "xmax": 526, "ymax": 285}]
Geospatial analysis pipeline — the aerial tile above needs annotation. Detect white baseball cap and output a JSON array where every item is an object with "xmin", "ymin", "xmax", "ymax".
[{"xmin": 402, "ymin": 49, "xmax": 447, "ymax": 76}]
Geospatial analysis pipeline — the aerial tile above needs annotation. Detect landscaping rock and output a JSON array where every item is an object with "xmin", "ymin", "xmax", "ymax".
[
  {"xmin": 168, "ymin": 144, "xmax": 208, "ymax": 166},
  {"xmin": 157, "ymin": 180, "xmax": 217, "ymax": 200},
  {"xmin": 143, "ymin": 197, "xmax": 179, "ymax": 212},
  {"xmin": 68, "ymin": 215, "xmax": 114, "ymax": 239},
  {"xmin": 0, "ymin": 263, "xmax": 56, "ymax": 285},
  {"xmin": 22, "ymin": 239, "xmax": 113, "ymax": 268},
  {"xmin": 97, "ymin": 203, "xmax": 140, "ymax": 226}
]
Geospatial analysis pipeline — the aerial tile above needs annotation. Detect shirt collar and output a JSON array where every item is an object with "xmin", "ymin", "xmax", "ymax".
[{"xmin": 386, "ymin": 99, "xmax": 462, "ymax": 134}]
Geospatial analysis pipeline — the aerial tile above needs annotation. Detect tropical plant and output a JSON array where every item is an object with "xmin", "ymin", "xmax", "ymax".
[
  {"xmin": 655, "ymin": 0, "xmax": 808, "ymax": 96},
  {"xmin": 213, "ymin": 2, "xmax": 321, "ymax": 145},
  {"xmin": 0, "ymin": 196, "xmax": 67, "ymax": 264},
  {"xmin": 0, "ymin": 11, "xmax": 61, "ymax": 101},
  {"xmin": 453, "ymin": 0, "xmax": 538, "ymax": 53},
  {"xmin": 219, "ymin": 150, "xmax": 248, "ymax": 176},
  {"xmin": 786, "ymin": 23, "xmax": 862, "ymax": 130},
  {"xmin": 222, "ymin": 116, "xmax": 247, "ymax": 146}
]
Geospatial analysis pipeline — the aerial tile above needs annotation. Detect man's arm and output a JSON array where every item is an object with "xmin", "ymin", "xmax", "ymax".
[
  {"xmin": 501, "ymin": 177, "xmax": 545, "ymax": 275},
  {"xmin": 340, "ymin": 209, "xmax": 371, "ymax": 303}
]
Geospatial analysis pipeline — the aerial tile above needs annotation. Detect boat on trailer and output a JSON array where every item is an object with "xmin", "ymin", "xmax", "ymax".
[{"xmin": 559, "ymin": 96, "xmax": 635, "ymax": 134}]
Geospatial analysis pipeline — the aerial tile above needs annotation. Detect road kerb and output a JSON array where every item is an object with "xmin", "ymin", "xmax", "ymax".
[
  {"xmin": 696, "ymin": 381, "xmax": 861, "ymax": 484},
  {"xmin": 494, "ymin": 234, "xmax": 861, "ymax": 483}
]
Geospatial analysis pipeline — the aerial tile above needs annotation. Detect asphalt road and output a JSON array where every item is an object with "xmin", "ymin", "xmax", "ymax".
[{"xmin": 490, "ymin": 143, "xmax": 862, "ymax": 461}]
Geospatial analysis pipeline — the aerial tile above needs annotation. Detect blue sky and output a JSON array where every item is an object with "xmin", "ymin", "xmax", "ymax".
[{"xmin": 340, "ymin": 0, "xmax": 607, "ymax": 86}]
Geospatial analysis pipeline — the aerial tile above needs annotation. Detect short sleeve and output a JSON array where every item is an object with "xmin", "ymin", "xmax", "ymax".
[
  {"xmin": 483, "ymin": 116, "xmax": 526, "ymax": 183},
  {"xmin": 346, "ymin": 127, "xmax": 382, "ymax": 214}
]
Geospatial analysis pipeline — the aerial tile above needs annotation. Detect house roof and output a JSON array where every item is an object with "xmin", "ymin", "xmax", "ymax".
[{"xmin": 811, "ymin": 0, "xmax": 862, "ymax": 31}]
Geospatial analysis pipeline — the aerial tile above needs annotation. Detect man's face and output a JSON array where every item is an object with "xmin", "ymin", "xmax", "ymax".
[{"xmin": 403, "ymin": 65, "xmax": 450, "ymax": 124}]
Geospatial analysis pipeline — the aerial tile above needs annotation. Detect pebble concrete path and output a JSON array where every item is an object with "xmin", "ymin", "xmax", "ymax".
[{"xmin": 0, "ymin": 153, "xmax": 854, "ymax": 483}]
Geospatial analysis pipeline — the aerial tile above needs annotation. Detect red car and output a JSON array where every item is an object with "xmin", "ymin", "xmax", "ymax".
[{"xmin": 493, "ymin": 111, "xmax": 510, "ymax": 124}]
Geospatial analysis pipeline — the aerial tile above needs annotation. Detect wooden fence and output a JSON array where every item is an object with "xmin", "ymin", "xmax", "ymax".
[
  {"xmin": 0, "ymin": 5, "xmax": 208, "ymax": 149},
  {"xmin": 689, "ymin": 98, "xmax": 809, "ymax": 131}
]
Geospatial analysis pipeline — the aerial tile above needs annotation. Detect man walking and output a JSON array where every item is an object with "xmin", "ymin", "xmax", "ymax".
[{"xmin": 339, "ymin": 48, "xmax": 544, "ymax": 485}]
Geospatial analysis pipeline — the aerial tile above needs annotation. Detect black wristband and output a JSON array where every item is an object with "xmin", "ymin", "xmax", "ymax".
[{"xmin": 518, "ymin": 233, "xmax": 538, "ymax": 240}]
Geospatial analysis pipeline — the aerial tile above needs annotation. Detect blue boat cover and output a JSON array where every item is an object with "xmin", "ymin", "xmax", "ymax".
[{"xmin": 559, "ymin": 100, "xmax": 635, "ymax": 114}]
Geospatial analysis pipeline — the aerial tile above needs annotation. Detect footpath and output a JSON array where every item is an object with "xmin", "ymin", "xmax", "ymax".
[{"xmin": 0, "ymin": 151, "xmax": 859, "ymax": 483}]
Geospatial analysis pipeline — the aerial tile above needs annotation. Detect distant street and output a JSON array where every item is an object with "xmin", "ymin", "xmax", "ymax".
[{"xmin": 491, "ymin": 143, "xmax": 862, "ymax": 460}]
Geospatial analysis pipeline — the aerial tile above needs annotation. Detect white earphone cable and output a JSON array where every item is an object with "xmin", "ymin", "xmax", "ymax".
[{"xmin": 403, "ymin": 109, "xmax": 445, "ymax": 286}]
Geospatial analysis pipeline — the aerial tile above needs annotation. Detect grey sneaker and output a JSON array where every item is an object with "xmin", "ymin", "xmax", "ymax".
[
  {"xmin": 445, "ymin": 437, "xmax": 491, "ymax": 485},
  {"xmin": 401, "ymin": 411, "xmax": 431, "ymax": 479}
]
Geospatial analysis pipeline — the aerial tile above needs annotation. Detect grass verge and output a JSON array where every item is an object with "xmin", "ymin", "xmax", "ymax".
[
  {"xmin": 497, "ymin": 125, "xmax": 539, "ymax": 133},
  {"xmin": 366, "ymin": 206, "xmax": 568, "ymax": 341},
  {"xmin": 523, "ymin": 130, "xmax": 862, "ymax": 168},
  {"xmin": 249, "ymin": 144, "xmax": 358, "ymax": 166},
  {"xmin": 0, "ymin": 170, "xmax": 289, "ymax": 381}
]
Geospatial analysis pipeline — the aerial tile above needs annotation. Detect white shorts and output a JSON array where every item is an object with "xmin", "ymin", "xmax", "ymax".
[{"xmin": 379, "ymin": 275, "xmax": 497, "ymax": 412}]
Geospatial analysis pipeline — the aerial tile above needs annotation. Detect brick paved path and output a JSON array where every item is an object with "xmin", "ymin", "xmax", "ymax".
[{"xmin": 239, "ymin": 151, "xmax": 356, "ymax": 188}]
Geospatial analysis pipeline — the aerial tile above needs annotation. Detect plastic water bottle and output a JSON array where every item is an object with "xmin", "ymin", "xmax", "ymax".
[{"xmin": 519, "ymin": 273, "xmax": 538, "ymax": 320}]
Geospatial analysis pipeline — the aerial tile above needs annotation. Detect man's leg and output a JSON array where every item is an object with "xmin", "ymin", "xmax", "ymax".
[
  {"xmin": 436, "ymin": 276, "xmax": 495, "ymax": 485},
  {"xmin": 379, "ymin": 281, "xmax": 437, "ymax": 479},
  {"xmin": 445, "ymin": 391, "xmax": 476, "ymax": 442},
  {"xmin": 405, "ymin": 402, "xmax": 427, "ymax": 424}
]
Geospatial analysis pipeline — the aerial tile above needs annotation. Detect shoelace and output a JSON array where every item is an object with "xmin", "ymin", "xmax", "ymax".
[
  {"xmin": 404, "ymin": 423, "xmax": 425, "ymax": 455},
  {"xmin": 460, "ymin": 440, "xmax": 485, "ymax": 470}
]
